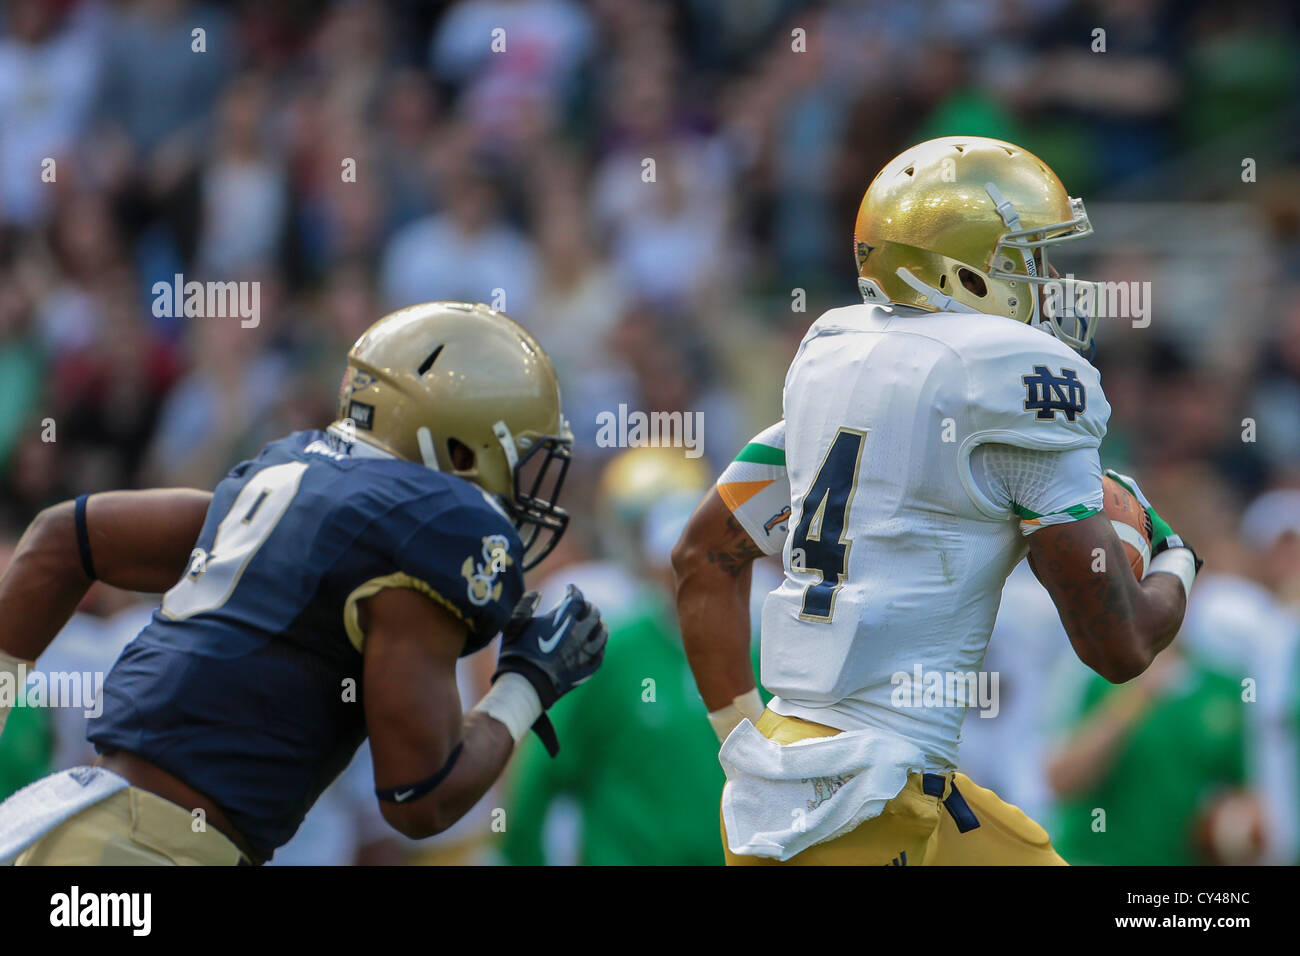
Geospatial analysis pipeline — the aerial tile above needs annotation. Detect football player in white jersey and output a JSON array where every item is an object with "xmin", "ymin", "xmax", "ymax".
[{"xmin": 672, "ymin": 137, "xmax": 1203, "ymax": 865}]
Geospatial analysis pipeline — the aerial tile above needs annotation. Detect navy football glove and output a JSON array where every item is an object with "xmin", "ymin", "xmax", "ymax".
[{"xmin": 493, "ymin": 585, "xmax": 607, "ymax": 756}]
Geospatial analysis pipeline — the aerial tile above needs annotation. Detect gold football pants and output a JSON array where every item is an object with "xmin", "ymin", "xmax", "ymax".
[
  {"xmin": 722, "ymin": 709, "xmax": 1067, "ymax": 866},
  {"xmin": 14, "ymin": 786, "xmax": 247, "ymax": 866}
]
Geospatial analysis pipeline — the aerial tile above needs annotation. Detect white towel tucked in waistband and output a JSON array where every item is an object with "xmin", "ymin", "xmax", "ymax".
[
  {"xmin": 0, "ymin": 766, "xmax": 129, "ymax": 865},
  {"xmin": 719, "ymin": 718, "xmax": 927, "ymax": 861}
]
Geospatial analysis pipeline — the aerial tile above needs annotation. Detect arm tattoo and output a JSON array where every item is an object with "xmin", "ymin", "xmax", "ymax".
[
  {"xmin": 1034, "ymin": 518, "xmax": 1137, "ymax": 645},
  {"xmin": 705, "ymin": 514, "xmax": 764, "ymax": 578}
]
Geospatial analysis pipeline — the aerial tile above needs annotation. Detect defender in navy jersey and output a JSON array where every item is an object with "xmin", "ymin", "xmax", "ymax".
[{"xmin": 0, "ymin": 302, "xmax": 608, "ymax": 865}]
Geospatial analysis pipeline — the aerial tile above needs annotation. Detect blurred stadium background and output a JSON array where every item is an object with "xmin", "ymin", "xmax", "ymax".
[{"xmin": 0, "ymin": 0, "xmax": 1297, "ymax": 865}]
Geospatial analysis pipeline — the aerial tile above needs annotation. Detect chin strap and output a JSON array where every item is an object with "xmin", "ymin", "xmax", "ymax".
[
  {"xmin": 1079, "ymin": 323, "xmax": 1097, "ymax": 362},
  {"xmin": 416, "ymin": 426, "xmax": 440, "ymax": 471},
  {"xmin": 492, "ymin": 420, "xmax": 519, "ymax": 472},
  {"xmin": 894, "ymin": 267, "xmax": 979, "ymax": 314}
]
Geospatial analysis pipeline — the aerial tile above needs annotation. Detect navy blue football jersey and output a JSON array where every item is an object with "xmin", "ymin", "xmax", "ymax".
[{"xmin": 87, "ymin": 430, "xmax": 525, "ymax": 860}]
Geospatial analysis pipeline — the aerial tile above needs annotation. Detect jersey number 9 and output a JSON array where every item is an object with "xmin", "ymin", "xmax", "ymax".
[{"xmin": 161, "ymin": 462, "xmax": 308, "ymax": 620}]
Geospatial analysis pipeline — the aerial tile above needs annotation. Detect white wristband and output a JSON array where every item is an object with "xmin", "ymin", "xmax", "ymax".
[
  {"xmin": 1147, "ymin": 546, "xmax": 1197, "ymax": 599},
  {"xmin": 707, "ymin": 688, "xmax": 765, "ymax": 743},
  {"xmin": 473, "ymin": 672, "xmax": 544, "ymax": 744},
  {"xmin": 0, "ymin": 649, "xmax": 33, "ymax": 740}
]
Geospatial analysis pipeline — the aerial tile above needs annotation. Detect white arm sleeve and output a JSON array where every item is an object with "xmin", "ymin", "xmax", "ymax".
[{"xmin": 969, "ymin": 443, "xmax": 1103, "ymax": 535}]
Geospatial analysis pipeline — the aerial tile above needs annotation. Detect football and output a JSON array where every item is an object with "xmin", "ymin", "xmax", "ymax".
[{"xmin": 1102, "ymin": 474, "xmax": 1153, "ymax": 577}]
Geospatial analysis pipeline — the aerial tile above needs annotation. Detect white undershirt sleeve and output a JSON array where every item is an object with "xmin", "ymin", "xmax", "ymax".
[{"xmin": 970, "ymin": 443, "xmax": 1104, "ymax": 535}]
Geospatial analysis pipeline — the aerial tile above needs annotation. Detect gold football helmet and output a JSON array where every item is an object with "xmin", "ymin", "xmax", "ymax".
[
  {"xmin": 853, "ymin": 136, "xmax": 1096, "ymax": 352},
  {"xmin": 597, "ymin": 446, "xmax": 710, "ymax": 526},
  {"xmin": 596, "ymin": 446, "xmax": 710, "ymax": 570},
  {"xmin": 335, "ymin": 301, "xmax": 573, "ymax": 569}
]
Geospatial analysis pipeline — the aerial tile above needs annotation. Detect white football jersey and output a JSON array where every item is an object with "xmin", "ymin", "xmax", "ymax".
[{"xmin": 753, "ymin": 303, "xmax": 1110, "ymax": 769}]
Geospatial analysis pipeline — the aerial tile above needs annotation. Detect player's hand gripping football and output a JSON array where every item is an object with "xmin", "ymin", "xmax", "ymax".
[
  {"xmin": 1103, "ymin": 469, "xmax": 1203, "ymax": 569},
  {"xmin": 1104, "ymin": 470, "xmax": 1204, "ymax": 602},
  {"xmin": 492, "ymin": 585, "xmax": 608, "ymax": 756}
]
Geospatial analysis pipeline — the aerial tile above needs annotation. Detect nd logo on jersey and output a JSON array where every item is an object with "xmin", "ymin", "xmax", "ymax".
[
  {"xmin": 1022, "ymin": 365, "xmax": 1086, "ymax": 422},
  {"xmin": 461, "ymin": 534, "xmax": 513, "ymax": 606}
]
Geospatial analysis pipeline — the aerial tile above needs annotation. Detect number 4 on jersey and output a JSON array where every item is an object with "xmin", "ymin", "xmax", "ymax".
[{"xmin": 790, "ymin": 428, "xmax": 866, "ymax": 622}]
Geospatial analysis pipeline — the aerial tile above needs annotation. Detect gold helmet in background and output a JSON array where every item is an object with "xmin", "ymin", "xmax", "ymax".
[
  {"xmin": 597, "ymin": 446, "xmax": 711, "ymax": 525},
  {"xmin": 596, "ymin": 446, "xmax": 710, "ymax": 569},
  {"xmin": 853, "ymin": 136, "xmax": 1097, "ymax": 352},
  {"xmin": 335, "ymin": 301, "xmax": 573, "ymax": 569}
]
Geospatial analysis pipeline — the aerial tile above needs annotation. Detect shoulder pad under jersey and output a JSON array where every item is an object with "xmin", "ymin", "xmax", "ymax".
[{"xmin": 954, "ymin": 316, "xmax": 1109, "ymax": 452}]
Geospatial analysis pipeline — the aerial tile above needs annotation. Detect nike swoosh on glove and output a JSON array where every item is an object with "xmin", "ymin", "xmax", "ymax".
[{"xmin": 492, "ymin": 585, "xmax": 608, "ymax": 755}]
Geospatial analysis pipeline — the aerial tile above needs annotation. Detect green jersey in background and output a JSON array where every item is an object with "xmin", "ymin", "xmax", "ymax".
[{"xmin": 503, "ymin": 589, "xmax": 765, "ymax": 866}]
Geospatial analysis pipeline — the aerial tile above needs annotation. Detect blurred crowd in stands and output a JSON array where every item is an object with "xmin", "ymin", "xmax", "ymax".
[{"xmin": 0, "ymin": 0, "xmax": 1297, "ymax": 864}]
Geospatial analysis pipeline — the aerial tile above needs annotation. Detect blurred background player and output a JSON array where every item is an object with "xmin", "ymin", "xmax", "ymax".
[
  {"xmin": 1178, "ymin": 489, "xmax": 1300, "ymax": 865},
  {"xmin": 503, "ymin": 446, "xmax": 772, "ymax": 865},
  {"xmin": 1044, "ymin": 638, "xmax": 1249, "ymax": 865}
]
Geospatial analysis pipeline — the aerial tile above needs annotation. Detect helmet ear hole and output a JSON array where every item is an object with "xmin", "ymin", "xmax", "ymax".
[
  {"xmin": 957, "ymin": 268, "xmax": 987, "ymax": 297},
  {"xmin": 447, "ymin": 438, "xmax": 475, "ymax": 471}
]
